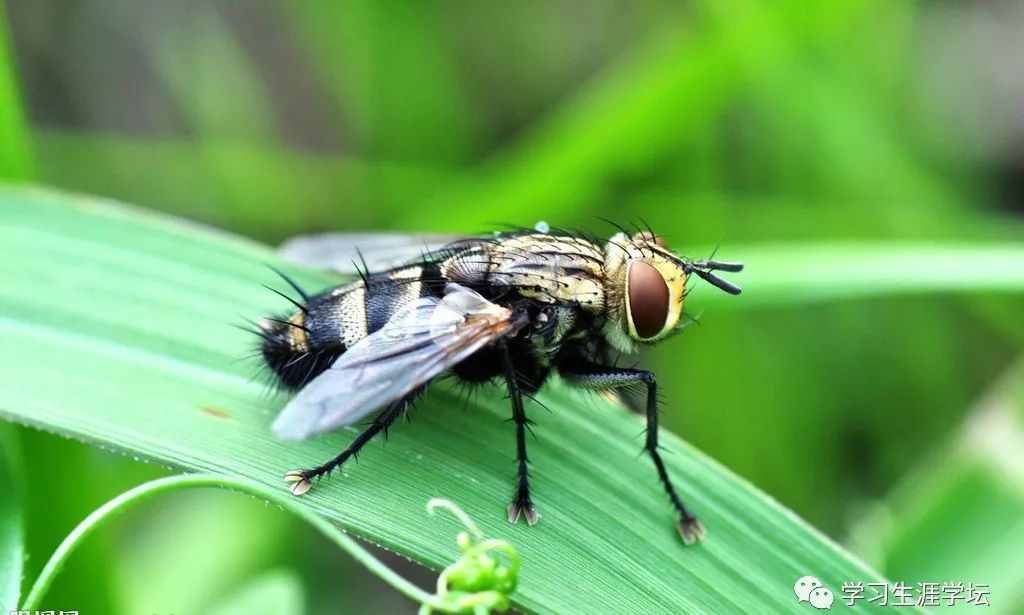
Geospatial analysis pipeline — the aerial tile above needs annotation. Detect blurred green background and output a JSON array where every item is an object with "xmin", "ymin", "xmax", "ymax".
[{"xmin": 2, "ymin": 1, "xmax": 1023, "ymax": 613}]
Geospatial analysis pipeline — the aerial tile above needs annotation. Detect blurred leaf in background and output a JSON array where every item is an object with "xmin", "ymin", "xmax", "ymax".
[
  {"xmin": 0, "ymin": 2, "xmax": 33, "ymax": 179},
  {"xmin": 851, "ymin": 357, "xmax": 1024, "ymax": 613},
  {"xmin": 208, "ymin": 569, "xmax": 306, "ymax": 615},
  {"xmin": 0, "ymin": 425, "xmax": 24, "ymax": 612}
]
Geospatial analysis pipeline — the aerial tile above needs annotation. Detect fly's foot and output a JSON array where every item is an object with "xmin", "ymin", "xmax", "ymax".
[
  {"xmin": 507, "ymin": 498, "xmax": 539, "ymax": 525},
  {"xmin": 677, "ymin": 515, "xmax": 706, "ymax": 545},
  {"xmin": 284, "ymin": 470, "xmax": 313, "ymax": 496}
]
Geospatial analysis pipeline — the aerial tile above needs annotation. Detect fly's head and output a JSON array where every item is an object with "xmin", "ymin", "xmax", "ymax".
[{"xmin": 602, "ymin": 231, "xmax": 743, "ymax": 353}]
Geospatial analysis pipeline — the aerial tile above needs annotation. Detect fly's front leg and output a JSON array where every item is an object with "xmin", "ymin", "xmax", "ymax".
[
  {"xmin": 561, "ymin": 365, "xmax": 706, "ymax": 544},
  {"xmin": 498, "ymin": 340, "xmax": 538, "ymax": 525}
]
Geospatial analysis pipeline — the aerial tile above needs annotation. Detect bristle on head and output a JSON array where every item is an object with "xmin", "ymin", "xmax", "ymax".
[{"xmin": 631, "ymin": 230, "xmax": 668, "ymax": 248}]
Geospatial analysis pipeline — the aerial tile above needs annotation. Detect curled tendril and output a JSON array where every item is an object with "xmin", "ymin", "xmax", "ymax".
[{"xmin": 420, "ymin": 498, "xmax": 521, "ymax": 615}]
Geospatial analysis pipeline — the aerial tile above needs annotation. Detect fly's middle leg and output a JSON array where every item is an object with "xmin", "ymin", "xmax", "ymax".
[
  {"xmin": 498, "ymin": 340, "xmax": 539, "ymax": 525},
  {"xmin": 560, "ymin": 364, "xmax": 706, "ymax": 544},
  {"xmin": 284, "ymin": 395, "xmax": 413, "ymax": 496}
]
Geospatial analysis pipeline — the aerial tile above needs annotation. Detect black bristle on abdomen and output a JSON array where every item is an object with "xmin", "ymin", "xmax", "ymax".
[{"xmin": 260, "ymin": 318, "xmax": 343, "ymax": 390}]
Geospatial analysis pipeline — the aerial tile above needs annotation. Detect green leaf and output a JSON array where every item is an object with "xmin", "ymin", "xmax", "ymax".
[
  {"xmin": 153, "ymin": 7, "xmax": 278, "ymax": 144},
  {"xmin": 852, "ymin": 357, "xmax": 1024, "ymax": 612},
  {"xmin": 411, "ymin": 0, "xmax": 882, "ymax": 229},
  {"xmin": 111, "ymin": 489, "xmax": 297, "ymax": 614},
  {"xmin": 34, "ymin": 131, "xmax": 459, "ymax": 240},
  {"xmin": 704, "ymin": 243, "xmax": 1024, "ymax": 309},
  {"xmin": 18, "ymin": 473, "xmax": 444, "ymax": 613},
  {"xmin": 0, "ymin": 425, "xmax": 24, "ymax": 612},
  {"xmin": 0, "ymin": 6, "xmax": 34, "ymax": 180},
  {"xmin": 208, "ymin": 570, "xmax": 305, "ymax": 615},
  {"xmin": 6, "ymin": 184, "xmax": 1005, "ymax": 613},
  {"xmin": 287, "ymin": 0, "xmax": 481, "ymax": 163}
]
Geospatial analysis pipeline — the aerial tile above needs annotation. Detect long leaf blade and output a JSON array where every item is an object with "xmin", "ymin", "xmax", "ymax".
[
  {"xmin": 1, "ymin": 185, "xmax": 908, "ymax": 613},
  {"xmin": 0, "ymin": 425, "xmax": 23, "ymax": 612},
  {"xmin": 0, "ymin": 6, "xmax": 34, "ymax": 180}
]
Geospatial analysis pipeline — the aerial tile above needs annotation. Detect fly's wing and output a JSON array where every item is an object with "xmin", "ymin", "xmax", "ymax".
[
  {"xmin": 279, "ymin": 232, "xmax": 462, "ymax": 274},
  {"xmin": 271, "ymin": 284, "xmax": 525, "ymax": 440}
]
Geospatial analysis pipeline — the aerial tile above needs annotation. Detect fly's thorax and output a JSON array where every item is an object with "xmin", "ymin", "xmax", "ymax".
[
  {"xmin": 437, "ymin": 241, "xmax": 491, "ymax": 285},
  {"xmin": 601, "ymin": 232, "xmax": 688, "ymax": 353},
  {"xmin": 520, "ymin": 303, "xmax": 579, "ymax": 363},
  {"xmin": 467, "ymin": 234, "xmax": 607, "ymax": 309}
]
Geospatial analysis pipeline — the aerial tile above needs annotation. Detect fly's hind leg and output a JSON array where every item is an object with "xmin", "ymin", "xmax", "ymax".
[
  {"xmin": 498, "ymin": 340, "xmax": 539, "ymax": 525},
  {"xmin": 285, "ymin": 395, "xmax": 414, "ymax": 496},
  {"xmin": 560, "ymin": 364, "xmax": 706, "ymax": 544}
]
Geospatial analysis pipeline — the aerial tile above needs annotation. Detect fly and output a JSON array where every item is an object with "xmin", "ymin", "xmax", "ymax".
[{"xmin": 256, "ymin": 226, "xmax": 743, "ymax": 544}]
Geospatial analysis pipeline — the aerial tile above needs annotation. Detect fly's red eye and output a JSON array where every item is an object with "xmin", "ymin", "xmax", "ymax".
[{"xmin": 628, "ymin": 260, "xmax": 670, "ymax": 339}]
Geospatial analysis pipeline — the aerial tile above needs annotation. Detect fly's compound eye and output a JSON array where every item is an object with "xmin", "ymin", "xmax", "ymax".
[{"xmin": 626, "ymin": 260, "xmax": 670, "ymax": 340}]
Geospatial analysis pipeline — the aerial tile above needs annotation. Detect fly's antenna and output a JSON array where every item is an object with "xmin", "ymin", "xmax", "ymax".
[
  {"xmin": 694, "ymin": 258, "xmax": 744, "ymax": 272},
  {"xmin": 683, "ymin": 259, "xmax": 744, "ymax": 295}
]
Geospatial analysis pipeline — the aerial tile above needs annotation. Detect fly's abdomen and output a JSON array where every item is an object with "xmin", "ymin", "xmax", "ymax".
[
  {"xmin": 260, "ymin": 282, "xmax": 358, "ymax": 390},
  {"xmin": 362, "ymin": 262, "xmax": 446, "ymax": 333},
  {"xmin": 261, "ymin": 263, "xmax": 445, "ymax": 390}
]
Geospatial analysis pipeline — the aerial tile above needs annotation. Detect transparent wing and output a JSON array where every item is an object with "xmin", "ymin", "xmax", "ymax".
[
  {"xmin": 279, "ymin": 232, "xmax": 462, "ymax": 274},
  {"xmin": 271, "ymin": 284, "xmax": 525, "ymax": 440}
]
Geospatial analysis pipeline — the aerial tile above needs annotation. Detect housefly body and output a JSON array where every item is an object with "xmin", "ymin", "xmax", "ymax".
[{"xmin": 256, "ymin": 225, "xmax": 742, "ymax": 544}]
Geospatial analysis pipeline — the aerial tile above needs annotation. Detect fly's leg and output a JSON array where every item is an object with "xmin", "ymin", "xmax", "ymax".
[
  {"xmin": 560, "ymin": 365, "xmax": 706, "ymax": 544},
  {"xmin": 499, "ymin": 340, "xmax": 538, "ymax": 525},
  {"xmin": 284, "ymin": 396, "xmax": 411, "ymax": 496}
]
